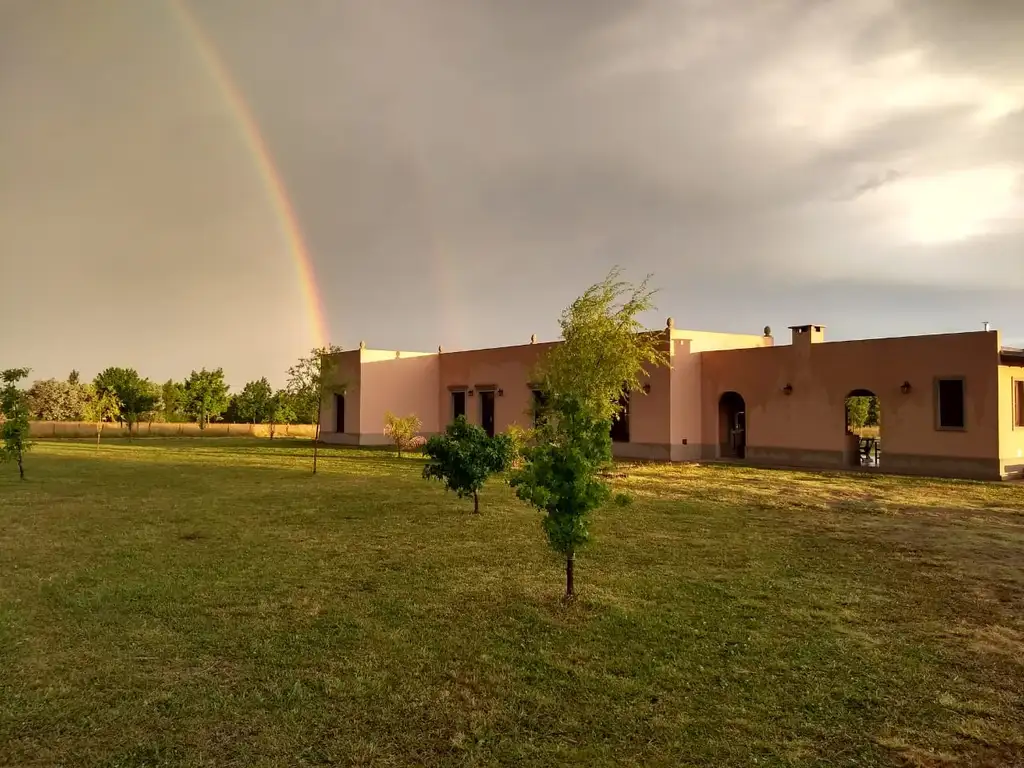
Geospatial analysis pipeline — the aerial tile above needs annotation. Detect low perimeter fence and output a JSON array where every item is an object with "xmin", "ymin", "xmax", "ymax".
[{"xmin": 28, "ymin": 421, "xmax": 318, "ymax": 439}]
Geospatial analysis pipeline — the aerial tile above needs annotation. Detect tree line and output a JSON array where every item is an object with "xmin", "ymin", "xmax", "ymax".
[{"xmin": 8, "ymin": 348, "xmax": 341, "ymax": 432}]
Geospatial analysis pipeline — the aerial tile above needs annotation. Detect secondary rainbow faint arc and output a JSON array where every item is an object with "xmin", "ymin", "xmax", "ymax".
[{"xmin": 169, "ymin": 0, "xmax": 329, "ymax": 349}]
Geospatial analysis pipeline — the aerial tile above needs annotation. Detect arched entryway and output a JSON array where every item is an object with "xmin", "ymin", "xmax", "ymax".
[
  {"xmin": 718, "ymin": 391, "xmax": 746, "ymax": 459},
  {"xmin": 845, "ymin": 389, "xmax": 881, "ymax": 467}
]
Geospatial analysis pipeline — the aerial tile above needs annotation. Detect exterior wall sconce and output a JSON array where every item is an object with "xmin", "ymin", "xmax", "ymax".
[
  {"xmin": 467, "ymin": 390, "xmax": 474, "ymax": 397},
  {"xmin": 497, "ymin": 389, "xmax": 504, "ymax": 397},
  {"xmin": 642, "ymin": 383, "xmax": 651, "ymax": 394},
  {"xmin": 900, "ymin": 381, "xmax": 912, "ymax": 394},
  {"xmin": 782, "ymin": 384, "xmax": 793, "ymax": 395}
]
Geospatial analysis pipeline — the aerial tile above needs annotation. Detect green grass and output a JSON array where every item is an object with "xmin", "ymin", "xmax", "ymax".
[{"xmin": 2, "ymin": 440, "xmax": 1023, "ymax": 767}]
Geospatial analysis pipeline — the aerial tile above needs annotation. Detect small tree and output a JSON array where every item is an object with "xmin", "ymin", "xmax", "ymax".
[
  {"xmin": 422, "ymin": 415, "xmax": 513, "ymax": 513},
  {"xmin": 513, "ymin": 267, "xmax": 667, "ymax": 599},
  {"xmin": 267, "ymin": 390, "xmax": 297, "ymax": 440},
  {"xmin": 383, "ymin": 411, "xmax": 423, "ymax": 456},
  {"xmin": 287, "ymin": 345, "xmax": 343, "ymax": 473},
  {"xmin": 0, "ymin": 368, "xmax": 32, "ymax": 480},
  {"xmin": 182, "ymin": 368, "xmax": 230, "ymax": 429},
  {"xmin": 80, "ymin": 384, "xmax": 121, "ymax": 448}
]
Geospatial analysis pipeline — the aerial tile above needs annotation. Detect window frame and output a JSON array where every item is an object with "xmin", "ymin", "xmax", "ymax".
[
  {"xmin": 934, "ymin": 376, "xmax": 967, "ymax": 431},
  {"xmin": 1014, "ymin": 378, "xmax": 1024, "ymax": 429}
]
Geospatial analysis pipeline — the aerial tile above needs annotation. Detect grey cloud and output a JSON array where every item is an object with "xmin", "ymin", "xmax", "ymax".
[{"xmin": 1, "ymin": 0, "xmax": 1022, "ymax": 379}]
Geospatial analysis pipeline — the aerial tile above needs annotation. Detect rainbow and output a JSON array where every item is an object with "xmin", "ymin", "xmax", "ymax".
[{"xmin": 169, "ymin": 0, "xmax": 329, "ymax": 349}]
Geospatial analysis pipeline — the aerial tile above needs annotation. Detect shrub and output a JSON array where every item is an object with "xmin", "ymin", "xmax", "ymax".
[{"xmin": 384, "ymin": 412, "xmax": 423, "ymax": 456}]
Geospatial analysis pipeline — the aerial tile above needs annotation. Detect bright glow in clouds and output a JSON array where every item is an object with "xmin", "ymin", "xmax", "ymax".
[{"xmin": 881, "ymin": 166, "xmax": 1023, "ymax": 245}]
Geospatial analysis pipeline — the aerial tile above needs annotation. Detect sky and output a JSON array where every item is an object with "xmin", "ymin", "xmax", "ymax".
[{"xmin": 1, "ymin": 0, "xmax": 1022, "ymax": 388}]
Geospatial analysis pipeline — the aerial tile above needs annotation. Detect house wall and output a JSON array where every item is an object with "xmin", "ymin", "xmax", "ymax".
[
  {"xmin": 357, "ymin": 351, "xmax": 440, "ymax": 444},
  {"xmin": 667, "ymin": 330, "xmax": 775, "ymax": 461},
  {"xmin": 700, "ymin": 330, "xmax": 1002, "ymax": 479},
  {"xmin": 998, "ymin": 363, "xmax": 1024, "ymax": 478},
  {"xmin": 319, "ymin": 349, "xmax": 362, "ymax": 444},
  {"xmin": 437, "ymin": 342, "xmax": 554, "ymax": 432}
]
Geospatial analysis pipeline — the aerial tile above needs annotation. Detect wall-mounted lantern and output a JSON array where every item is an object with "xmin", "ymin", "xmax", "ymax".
[
  {"xmin": 642, "ymin": 383, "xmax": 651, "ymax": 394},
  {"xmin": 497, "ymin": 389, "xmax": 504, "ymax": 397},
  {"xmin": 900, "ymin": 381, "xmax": 912, "ymax": 394},
  {"xmin": 782, "ymin": 383, "xmax": 793, "ymax": 395},
  {"xmin": 468, "ymin": 390, "xmax": 474, "ymax": 397}
]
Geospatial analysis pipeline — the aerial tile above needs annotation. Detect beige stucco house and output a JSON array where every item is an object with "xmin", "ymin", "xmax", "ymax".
[{"xmin": 319, "ymin": 321, "xmax": 1024, "ymax": 481}]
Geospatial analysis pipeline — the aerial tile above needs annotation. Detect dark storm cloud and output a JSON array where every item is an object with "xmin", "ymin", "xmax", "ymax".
[{"xmin": 1, "ymin": 0, "xmax": 1022, "ymax": 379}]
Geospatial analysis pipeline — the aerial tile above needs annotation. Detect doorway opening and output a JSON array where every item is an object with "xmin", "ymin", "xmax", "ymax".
[
  {"xmin": 718, "ymin": 391, "xmax": 746, "ymax": 459},
  {"xmin": 479, "ymin": 390, "xmax": 496, "ymax": 437},
  {"xmin": 335, "ymin": 394, "xmax": 345, "ymax": 433},
  {"xmin": 845, "ymin": 389, "xmax": 881, "ymax": 467},
  {"xmin": 610, "ymin": 391, "xmax": 630, "ymax": 443}
]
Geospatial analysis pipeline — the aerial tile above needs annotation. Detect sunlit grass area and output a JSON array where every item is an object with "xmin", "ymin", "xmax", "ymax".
[{"xmin": 2, "ymin": 439, "xmax": 1023, "ymax": 766}]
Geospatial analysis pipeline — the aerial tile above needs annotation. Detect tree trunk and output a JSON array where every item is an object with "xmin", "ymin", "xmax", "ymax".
[
  {"xmin": 96, "ymin": 424, "xmax": 102, "ymax": 448},
  {"xmin": 17, "ymin": 451, "xmax": 24, "ymax": 481},
  {"xmin": 312, "ymin": 423, "xmax": 320, "ymax": 475},
  {"xmin": 565, "ymin": 550, "xmax": 575, "ymax": 600},
  {"xmin": 473, "ymin": 490, "xmax": 479, "ymax": 514}
]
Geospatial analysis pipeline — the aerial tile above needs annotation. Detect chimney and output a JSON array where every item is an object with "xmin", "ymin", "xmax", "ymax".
[{"xmin": 789, "ymin": 324, "xmax": 825, "ymax": 349}]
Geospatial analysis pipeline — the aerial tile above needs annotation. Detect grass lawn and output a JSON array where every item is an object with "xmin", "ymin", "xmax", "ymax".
[{"xmin": 1, "ymin": 440, "xmax": 1023, "ymax": 767}]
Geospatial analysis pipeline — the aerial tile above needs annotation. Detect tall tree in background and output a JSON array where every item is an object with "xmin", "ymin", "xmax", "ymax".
[
  {"xmin": 80, "ymin": 384, "xmax": 121, "ymax": 447},
  {"xmin": 235, "ymin": 378, "xmax": 274, "ymax": 424},
  {"xmin": 161, "ymin": 380, "xmax": 185, "ymax": 423},
  {"xmin": 287, "ymin": 345, "xmax": 342, "ymax": 473},
  {"xmin": 67, "ymin": 370, "xmax": 80, "ymax": 386},
  {"xmin": 94, "ymin": 367, "xmax": 159, "ymax": 437},
  {"xmin": 513, "ymin": 267, "xmax": 667, "ymax": 600},
  {"xmin": 182, "ymin": 368, "xmax": 230, "ymax": 429},
  {"xmin": 0, "ymin": 368, "xmax": 32, "ymax": 480},
  {"xmin": 268, "ymin": 390, "xmax": 297, "ymax": 440},
  {"xmin": 26, "ymin": 378, "xmax": 87, "ymax": 421}
]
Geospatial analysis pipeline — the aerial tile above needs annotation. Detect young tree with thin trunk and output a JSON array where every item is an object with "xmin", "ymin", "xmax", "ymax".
[
  {"xmin": 512, "ymin": 266, "xmax": 668, "ymax": 600},
  {"xmin": 0, "ymin": 368, "xmax": 32, "ymax": 480},
  {"xmin": 422, "ymin": 416, "xmax": 513, "ymax": 513},
  {"xmin": 93, "ymin": 367, "xmax": 159, "ymax": 439},
  {"xmin": 267, "ymin": 390, "xmax": 297, "ymax": 440},
  {"xmin": 80, "ymin": 384, "xmax": 121, "ymax": 448},
  {"xmin": 287, "ymin": 345, "xmax": 342, "ymax": 473}
]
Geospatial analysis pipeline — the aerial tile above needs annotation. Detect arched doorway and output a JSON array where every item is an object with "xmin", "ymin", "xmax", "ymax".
[
  {"xmin": 845, "ymin": 389, "xmax": 881, "ymax": 467},
  {"xmin": 718, "ymin": 391, "xmax": 746, "ymax": 459}
]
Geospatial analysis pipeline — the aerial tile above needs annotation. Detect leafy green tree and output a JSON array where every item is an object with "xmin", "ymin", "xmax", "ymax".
[
  {"xmin": 287, "ymin": 345, "xmax": 343, "ymax": 473},
  {"xmin": 535, "ymin": 265, "xmax": 669, "ymax": 424},
  {"xmin": 383, "ymin": 411, "xmax": 423, "ymax": 456},
  {"xmin": 512, "ymin": 268, "xmax": 665, "ymax": 599},
  {"xmin": 268, "ymin": 390, "xmax": 297, "ymax": 440},
  {"xmin": 26, "ymin": 378, "xmax": 87, "ymax": 421},
  {"xmin": 235, "ymin": 377, "xmax": 274, "ymax": 424},
  {"xmin": 510, "ymin": 393, "xmax": 612, "ymax": 599},
  {"xmin": 67, "ymin": 370, "xmax": 80, "ymax": 385},
  {"xmin": 867, "ymin": 396, "xmax": 881, "ymax": 428},
  {"xmin": 1, "ymin": 368, "xmax": 32, "ymax": 480},
  {"xmin": 161, "ymin": 380, "xmax": 185, "ymax": 423},
  {"xmin": 846, "ymin": 396, "xmax": 869, "ymax": 432},
  {"xmin": 422, "ymin": 416, "xmax": 514, "ymax": 513},
  {"xmin": 182, "ymin": 368, "xmax": 230, "ymax": 429},
  {"xmin": 80, "ymin": 384, "xmax": 121, "ymax": 448},
  {"xmin": 94, "ymin": 367, "xmax": 159, "ymax": 437}
]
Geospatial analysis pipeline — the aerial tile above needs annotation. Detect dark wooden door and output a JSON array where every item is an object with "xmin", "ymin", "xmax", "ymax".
[
  {"xmin": 479, "ymin": 390, "xmax": 495, "ymax": 437},
  {"xmin": 335, "ymin": 394, "xmax": 345, "ymax": 433}
]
